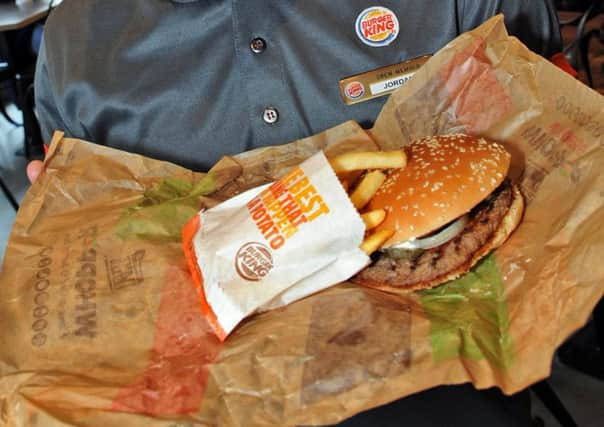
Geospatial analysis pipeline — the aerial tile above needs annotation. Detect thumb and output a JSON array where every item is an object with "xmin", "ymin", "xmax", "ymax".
[{"xmin": 26, "ymin": 160, "xmax": 45, "ymax": 184}]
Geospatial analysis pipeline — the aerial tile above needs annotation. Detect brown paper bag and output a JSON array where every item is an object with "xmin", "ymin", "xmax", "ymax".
[{"xmin": 1, "ymin": 15, "xmax": 603, "ymax": 426}]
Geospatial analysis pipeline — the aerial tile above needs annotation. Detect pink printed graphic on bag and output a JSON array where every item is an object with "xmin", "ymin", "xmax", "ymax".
[{"xmin": 112, "ymin": 266, "xmax": 223, "ymax": 415}]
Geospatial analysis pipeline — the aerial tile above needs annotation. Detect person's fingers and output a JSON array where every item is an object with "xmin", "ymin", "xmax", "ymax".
[{"xmin": 26, "ymin": 160, "xmax": 44, "ymax": 184}]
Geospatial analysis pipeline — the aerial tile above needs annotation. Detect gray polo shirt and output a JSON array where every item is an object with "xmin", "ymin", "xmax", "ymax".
[{"xmin": 35, "ymin": 0, "xmax": 561, "ymax": 171}]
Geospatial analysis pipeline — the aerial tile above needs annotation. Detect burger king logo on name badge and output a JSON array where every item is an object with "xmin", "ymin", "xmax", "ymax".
[
  {"xmin": 355, "ymin": 6, "xmax": 399, "ymax": 47},
  {"xmin": 345, "ymin": 81, "xmax": 365, "ymax": 99},
  {"xmin": 235, "ymin": 242, "xmax": 273, "ymax": 282}
]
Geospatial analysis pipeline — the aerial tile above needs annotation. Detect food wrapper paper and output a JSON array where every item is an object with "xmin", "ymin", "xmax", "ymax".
[
  {"xmin": 182, "ymin": 152, "xmax": 368, "ymax": 340},
  {"xmin": 1, "ymin": 15, "xmax": 603, "ymax": 426}
]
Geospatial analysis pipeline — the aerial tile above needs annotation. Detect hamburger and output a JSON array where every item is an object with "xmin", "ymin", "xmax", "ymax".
[{"xmin": 353, "ymin": 134, "xmax": 524, "ymax": 292}]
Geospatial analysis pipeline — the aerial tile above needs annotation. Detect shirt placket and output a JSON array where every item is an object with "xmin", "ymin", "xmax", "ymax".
[{"xmin": 231, "ymin": 0, "xmax": 304, "ymax": 150}]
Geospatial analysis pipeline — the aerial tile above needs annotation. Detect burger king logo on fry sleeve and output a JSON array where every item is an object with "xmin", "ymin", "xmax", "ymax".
[
  {"xmin": 235, "ymin": 242, "xmax": 274, "ymax": 282},
  {"xmin": 345, "ymin": 81, "xmax": 365, "ymax": 99},
  {"xmin": 355, "ymin": 6, "xmax": 399, "ymax": 47}
]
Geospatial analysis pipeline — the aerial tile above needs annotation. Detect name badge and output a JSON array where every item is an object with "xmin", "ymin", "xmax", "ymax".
[{"xmin": 339, "ymin": 55, "xmax": 431, "ymax": 105}]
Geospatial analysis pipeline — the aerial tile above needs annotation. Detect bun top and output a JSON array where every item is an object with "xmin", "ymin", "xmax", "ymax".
[{"xmin": 368, "ymin": 134, "xmax": 511, "ymax": 247}]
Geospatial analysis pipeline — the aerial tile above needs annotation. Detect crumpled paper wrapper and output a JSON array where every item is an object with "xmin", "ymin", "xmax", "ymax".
[{"xmin": 1, "ymin": 15, "xmax": 603, "ymax": 427}]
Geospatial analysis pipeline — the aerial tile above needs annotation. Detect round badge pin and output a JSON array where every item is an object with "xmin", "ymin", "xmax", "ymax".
[
  {"xmin": 355, "ymin": 6, "xmax": 399, "ymax": 47},
  {"xmin": 345, "ymin": 81, "xmax": 365, "ymax": 99}
]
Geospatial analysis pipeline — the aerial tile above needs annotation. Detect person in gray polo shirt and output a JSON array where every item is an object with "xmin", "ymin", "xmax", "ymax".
[
  {"xmin": 33, "ymin": 0, "xmax": 561, "ymax": 171},
  {"xmin": 31, "ymin": 1, "xmax": 563, "ymax": 425}
]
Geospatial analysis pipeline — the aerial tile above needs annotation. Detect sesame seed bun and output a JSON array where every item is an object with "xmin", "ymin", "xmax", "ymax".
[{"xmin": 368, "ymin": 134, "xmax": 511, "ymax": 247}]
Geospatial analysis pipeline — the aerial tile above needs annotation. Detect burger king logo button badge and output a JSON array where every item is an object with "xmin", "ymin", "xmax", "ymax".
[
  {"xmin": 355, "ymin": 6, "xmax": 399, "ymax": 47},
  {"xmin": 345, "ymin": 81, "xmax": 365, "ymax": 99}
]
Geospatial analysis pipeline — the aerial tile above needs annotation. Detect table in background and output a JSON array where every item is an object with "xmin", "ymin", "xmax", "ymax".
[{"xmin": 0, "ymin": 0, "xmax": 61, "ymax": 32}]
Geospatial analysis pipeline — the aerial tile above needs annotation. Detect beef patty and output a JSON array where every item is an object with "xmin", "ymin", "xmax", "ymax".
[{"xmin": 354, "ymin": 181, "xmax": 514, "ymax": 290}]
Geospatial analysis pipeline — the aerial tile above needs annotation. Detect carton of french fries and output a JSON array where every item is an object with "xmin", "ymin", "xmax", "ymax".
[{"xmin": 182, "ymin": 149, "xmax": 405, "ymax": 340}]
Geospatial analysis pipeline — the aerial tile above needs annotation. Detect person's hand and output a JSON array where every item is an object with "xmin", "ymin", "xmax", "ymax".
[{"xmin": 26, "ymin": 160, "xmax": 44, "ymax": 184}]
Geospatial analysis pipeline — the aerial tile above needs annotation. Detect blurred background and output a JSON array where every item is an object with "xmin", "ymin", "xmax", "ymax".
[{"xmin": 0, "ymin": 1, "xmax": 603, "ymax": 426}]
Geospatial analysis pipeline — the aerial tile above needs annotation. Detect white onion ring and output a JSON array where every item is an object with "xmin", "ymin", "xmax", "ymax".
[{"xmin": 383, "ymin": 214, "xmax": 469, "ymax": 253}]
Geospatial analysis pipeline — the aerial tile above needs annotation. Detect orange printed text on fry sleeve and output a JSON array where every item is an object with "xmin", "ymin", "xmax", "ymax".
[{"xmin": 246, "ymin": 167, "xmax": 330, "ymax": 250}]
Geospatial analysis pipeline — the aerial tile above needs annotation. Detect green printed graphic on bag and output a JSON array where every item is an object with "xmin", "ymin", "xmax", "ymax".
[
  {"xmin": 115, "ymin": 174, "xmax": 216, "ymax": 241},
  {"xmin": 420, "ymin": 254, "xmax": 513, "ymax": 370}
]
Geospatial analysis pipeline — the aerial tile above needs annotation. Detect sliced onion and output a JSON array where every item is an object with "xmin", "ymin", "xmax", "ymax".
[{"xmin": 383, "ymin": 214, "xmax": 469, "ymax": 255}]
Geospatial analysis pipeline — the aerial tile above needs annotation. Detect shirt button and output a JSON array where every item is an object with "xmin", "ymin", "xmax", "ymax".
[
  {"xmin": 263, "ymin": 106, "xmax": 279, "ymax": 124},
  {"xmin": 250, "ymin": 37, "xmax": 266, "ymax": 54}
]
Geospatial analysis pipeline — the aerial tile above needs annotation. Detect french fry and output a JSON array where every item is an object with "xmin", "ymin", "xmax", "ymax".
[
  {"xmin": 360, "ymin": 229, "xmax": 395, "ymax": 255},
  {"xmin": 340, "ymin": 179, "xmax": 350, "ymax": 192},
  {"xmin": 350, "ymin": 170, "xmax": 386, "ymax": 210},
  {"xmin": 337, "ymin": 170, "xmax": 364, "ymax": 187},
  {"xmin": 361, "ymin": 209, "xmax": 386, "ymax": 230},
  {"xmin": 330, "ymin": 150, "xmax": 407, "ymax": 174}
]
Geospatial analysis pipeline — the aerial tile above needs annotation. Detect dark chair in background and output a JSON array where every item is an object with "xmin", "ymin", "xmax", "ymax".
[
  {"xmin": 0, "ymin": 28, "xmax": 20, "ymax": 127},
  {"xmin": 557, "ymin": 0, "xmax": 603, "ymax": 87},
  {"xmin": 0, "ymin": 29, "xmax": 21, "ymax": 211},
  {"xmin": 0, "ymin": 23, "xmax": 44, "ymax": 161},
  {"xmin": 1, "ymin": 18, "xmax": 46, "ymax": 212}
]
